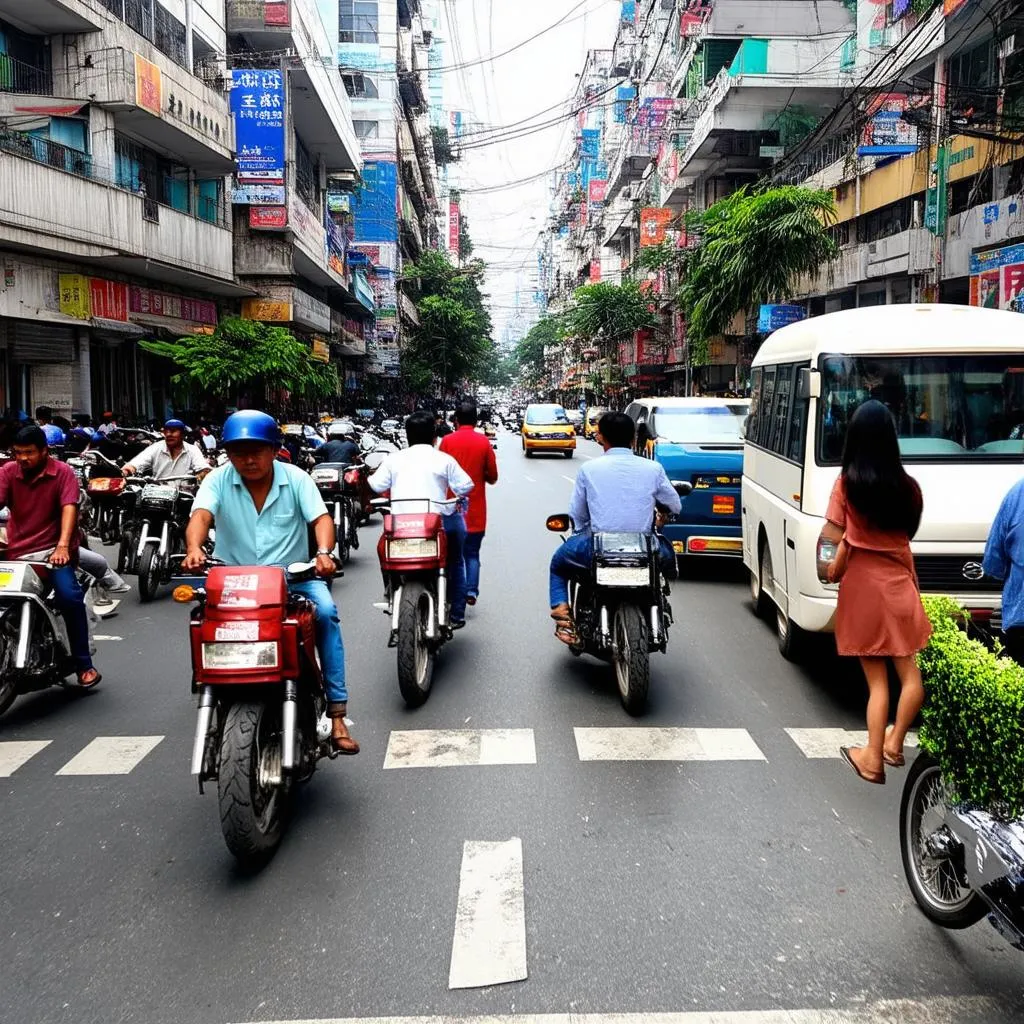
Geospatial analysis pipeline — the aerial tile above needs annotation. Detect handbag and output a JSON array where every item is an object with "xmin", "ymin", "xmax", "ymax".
[{"xmin": 817, "ymin": 521, "xmax": 847, "ymax": 584}]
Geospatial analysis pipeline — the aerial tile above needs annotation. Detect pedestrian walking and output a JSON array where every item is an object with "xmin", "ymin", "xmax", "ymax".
[
  {"xmin": 440, "ymin": 400, "xmax": 498, "ymax": 607},
  {"xmin": 819, "ymin": 399, "xmax": 930, "ymax": 785},
  {"xmin": 983, "ymin": 477, "xmax": 1024, "ymax": 666}
]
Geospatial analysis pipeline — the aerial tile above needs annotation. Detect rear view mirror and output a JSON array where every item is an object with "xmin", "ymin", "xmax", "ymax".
[
  {"xmin": 798, "ymin": 367, "xmax": 820, "ymax": 400},
  {"xmin": 672, "ymin": 480, "xmax": 693, "ymax": 496},
  {"xmin": 546, "ymin": 514, "xmax": 571, "ymax": 532}
]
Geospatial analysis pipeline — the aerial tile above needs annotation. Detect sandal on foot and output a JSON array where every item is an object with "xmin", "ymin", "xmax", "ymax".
[
  {"xmin": 554, "ymin": 622, "xmax": 578, "ymax": 646},
  {"xmin": 331, "ymin": 726, "xmax": 360, "ymax": 755},
  {"xmin": 883, "ymin": 727, "xmax": 905, "ymax": 767},
  {"xmin": 839, "ymin": 746, "xmax": 885, "ymax": 785},
  {"xmin": 77, "ymin": 668, "xmax": 102, "ymax": 689}
]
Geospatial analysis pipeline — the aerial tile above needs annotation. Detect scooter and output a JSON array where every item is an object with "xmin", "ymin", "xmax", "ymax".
[{"xmin": 173, "ymin": 556, "xmax": 342, "ymax": 868}]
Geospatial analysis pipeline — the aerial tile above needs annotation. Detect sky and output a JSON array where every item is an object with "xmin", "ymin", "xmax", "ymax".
[{"xmin": 436, "ymin": 0, "xmax": 622, "ymax": 348}]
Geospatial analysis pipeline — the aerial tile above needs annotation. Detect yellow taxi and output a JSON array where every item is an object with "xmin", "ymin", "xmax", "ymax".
[
  {"xmin": 584, "ymin": 406, "xmax": 607, "ymax": 440},
  {"xmin": 522, "ymin": 403, "xmax": 576, "ymax": 458}
]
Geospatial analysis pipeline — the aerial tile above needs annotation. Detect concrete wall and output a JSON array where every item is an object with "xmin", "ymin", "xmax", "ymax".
[
  {"xmin": 709, "ymin": 0, "xmax": 853, "ymax": 38},
  {"xmin": 946, "ymin": 194, "xmax": 1024, "ymax": 280}
]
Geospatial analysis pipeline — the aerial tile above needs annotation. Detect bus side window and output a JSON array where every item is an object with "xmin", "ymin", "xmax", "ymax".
[
  {"xmin": 746, "ymin": 367, "xmax": 762, "ymax": 439},
  {"xmin": 786, "ymin": 364, "xmax": 809, "ymax": 464},
  {"xmin": 757, "ymin": 367, "xmax": 777, "ymax": 448}
]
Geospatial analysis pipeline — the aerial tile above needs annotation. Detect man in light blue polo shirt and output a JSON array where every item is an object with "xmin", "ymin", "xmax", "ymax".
[{"xmin": 182, "ymin": 410, "xmax": 358, "ymax": 754}]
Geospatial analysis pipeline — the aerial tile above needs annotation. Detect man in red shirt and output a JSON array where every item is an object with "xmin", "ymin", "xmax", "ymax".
[
  {"xmin": 440, "ymin": 401, "xmax": 498, "ymax": 606},
  {"xmin": 0, "ymin": 425, "xmax": 100, "ymax": 686}
]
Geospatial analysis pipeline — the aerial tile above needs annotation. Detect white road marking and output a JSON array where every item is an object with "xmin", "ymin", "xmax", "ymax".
[
  {"xmin": 523, "ymin": 475, "xmax": 536, "ymax": 482},
  {"xmin": 0, "ymin": 740, "xmax": 51, "ymax": 777},
  {"xmin": 234, "ymin": 995, "xmax": 1004, "ymax": 1023},
  {"xmin": 561, "ymin": 475, "xmax": 575, "ymax": 483},
  {"xmin": 448, "ymin": 838, "xmax": 527, "ymax": 990},
  {"xmin": 574, "ymin": 727, "xmax": 766, "ymax": 762},
  {"xmin": 786, "ymin": 727, "xmax": 918, "ymax": 758},
  {"xmin": 383, "ymin": 729, "xmax": 536, "ymax": 769},
  {"xmin": 56, "ymin": 735, "xmax": 164, "ymax": 775},
  {"xmin": 92, "ymin": 634, "xmax": 123, "ymax": 641}
]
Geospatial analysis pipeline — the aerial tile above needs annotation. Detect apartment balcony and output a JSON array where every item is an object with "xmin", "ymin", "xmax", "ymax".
[
  {"xmin": 59, "ymin": 44, "xmax": 233, "ymax": 174},
  {"xmin": 0, "ymin": 0, "xmax": 101, "ymax": 34},
  {"xmin": 0, "ymin": 130, "xmax": 238, "ymax": 291},
  {"xmin": 606, "ymin": 135, "xmax": 658, "ymax": 197},
  {"xmin": 0, "ymin": 54, "xmax": 53, "ymax": 95},
  {"xmin": 945, "ymin": 194, "xmax": 1024, "ymax": 281}
]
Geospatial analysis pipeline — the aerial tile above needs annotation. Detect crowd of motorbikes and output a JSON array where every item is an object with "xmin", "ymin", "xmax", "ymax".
[{"xmin": 2, "ymin": 410, "xmax": 1024, "ymax": 955}]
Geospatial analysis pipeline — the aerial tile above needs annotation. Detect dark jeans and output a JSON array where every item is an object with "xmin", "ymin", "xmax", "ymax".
[
  {"xmin": 1003, "ymin": 627, "xmax": 1024, "ymax": 667},
  {"xmin": 549, "ymin": 534, "xmax": 673, "ymax": 607},
  {"xmin": 443, "ymin": 512, "xmax": 467, "ymax": 622},
  {"xmin": 50, "ymin": 565, "xmax": 93, "ymax": 672},
  {"xmin": 464, "ymin": 531, "xmax": 484, "ymax": 599}
]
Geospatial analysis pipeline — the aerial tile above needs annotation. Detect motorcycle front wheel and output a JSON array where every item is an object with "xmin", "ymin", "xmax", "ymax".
[
  {"xmin": 218, "ymin": 701, "xmax": 292, "ymax": 868},
  {"xmin": 899, "ymin": 753, "xmax": 986, "ymax": 928},
  {"xmin": 0, "ymin": 624, "xmax": 18, "ymax": 717},
  {"xmin": 613, "ymin": 603, "xmax": 650, "ymax": 716},
  {"xmin": 137, "ymin": 546, "xmax": 162, "ymax": 603},
  {"xmin": 397, "ymin": 581, "xmax": 434, "ymax": 708}
]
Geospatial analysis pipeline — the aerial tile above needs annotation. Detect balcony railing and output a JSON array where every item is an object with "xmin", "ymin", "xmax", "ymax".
[
  {"xmin": 0, "ymin": 128, "xmax": 92, "ymax": 176},
  {"xmin": 0, "ymin": 54, "xmax": 53, "ymax": 95}
]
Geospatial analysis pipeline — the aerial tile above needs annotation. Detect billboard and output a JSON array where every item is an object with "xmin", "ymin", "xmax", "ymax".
[
  {"xmin": 231, "ymin": 69, "xmax": 286, "ymax": 184},
  {"xmin": 970, "ymin": 244, "xmax": 1024, "ymax": 312},
  {"xmin": 857, "ymin": 94, "xmax": 923, "ymax": 157},
  {"xmin": 757, "ymin": 305, "xmax": 806, "ymax": 333},
  {"xmin": 449, "ymin": 201, "xmax": 460, "ymax": 256},
  {"xmin": 639, "ymin": 207, "xmax": 673, "ymax": 247}
]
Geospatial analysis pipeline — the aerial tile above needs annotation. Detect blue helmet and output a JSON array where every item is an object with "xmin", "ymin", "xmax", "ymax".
[
  {"xmin": 221, "ymin": 410, "xmax": 280, "ymax": 446},
  {"xmin": 163, "ymin": 418, "xmax": 187, "ymax": 431}
]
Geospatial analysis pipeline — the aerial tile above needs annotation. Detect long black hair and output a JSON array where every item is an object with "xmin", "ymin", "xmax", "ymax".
[{"xmin": 842, "ymin": 399, "xmax": 922, "ymax": 538}]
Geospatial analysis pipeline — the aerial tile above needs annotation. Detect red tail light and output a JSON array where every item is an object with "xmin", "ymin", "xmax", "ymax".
[
  {"xmin": 88, "ymin": 477, "xmax": 126, "ymax": 494},
  {"xmin": 344, "ymin": 469, "xmax": 362, "ymax": 485}
]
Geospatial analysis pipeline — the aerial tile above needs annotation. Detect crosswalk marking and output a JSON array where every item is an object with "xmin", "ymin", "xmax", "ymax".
[
  {"xmin": 786, "ymin": 727, "xmax": 919, "ymax": 759},
  {"xmin": 574, "ymin": 727, "xmax": 766, "ymax": 762},
  {"xmin": 234, "ymin": 994, "xmax": 1004, "ymax": 1023},
  {"xmin": 448, "ymin": 838, "xmax": 527, "ymax": 990},
  {"xmin": 55, "ymin": 736, "xmax": 164, "ymax": 776},
  {"xmin": 383, "ymin": 729, "xmax": 536, "ymax": 769},
  {"xmin": 0, "ymin": 740, "xmax": 51, "ymax": 777}
]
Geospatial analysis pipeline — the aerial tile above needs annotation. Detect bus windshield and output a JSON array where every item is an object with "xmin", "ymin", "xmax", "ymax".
[
  {"xmin": 818, "ymin": 354, "xmax": 1024, "ymax": 463},
  {"xmin": 653, "ymin": 405, "xmax": 748, "ymax": 444}
]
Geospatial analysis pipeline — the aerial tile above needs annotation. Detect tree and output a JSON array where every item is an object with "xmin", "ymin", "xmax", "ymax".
[
  {"xmin": 564, "ymin": 281, "xmax": 658, "ymax": 347},
  {"xmin": 514, "ymin": 315, "xmax": 564, "ymax": 389},
  {"xmin": 140, "ymin": 316, "xmax": 338, "ymax": 405},
  {"xmin": 681, "ymin": 185, "xmax": 838, "ymax": 365}
]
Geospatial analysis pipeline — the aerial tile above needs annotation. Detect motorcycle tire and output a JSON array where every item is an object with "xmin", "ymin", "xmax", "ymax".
[
  {"xmin": 218, "ymin": 701, "xmax": 292, "ymax": 869},
  {"xmin": 899, "ymin": 752, "xmax": 987, "ymax": 929},
  {"xmin": 137, "ymin": 545, "xmax": 161, "ymax": 603},
  {"xmin": 0, "ymin": 628, "xmax": 18, "ymax": 717},
  {"xmin": 348, "ymin": 501, "xmax": 360, "ymax": 551},
  {"xmin": 339, "ymin": 507, "xmax": 352, "ymax": 566},
  {"xmin": 117, "ymin": 531, "xmax": 134, "ymax": 575},
  {"xmin": 612, "ymin": 603, "xmax": 650, "ymax": 716},
  {"xmin": 396, "ymin": 581, "xmax": 435, "ymax": 708}
]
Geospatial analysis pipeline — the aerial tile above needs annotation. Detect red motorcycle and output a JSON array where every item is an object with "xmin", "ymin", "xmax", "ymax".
[
  {"xmin": 375, "ymin": 498, "xmax": 454, "ymax": 707},
  {"xmin": 173, "ymin": 558, "xmax": 340, "ymax": 868}
]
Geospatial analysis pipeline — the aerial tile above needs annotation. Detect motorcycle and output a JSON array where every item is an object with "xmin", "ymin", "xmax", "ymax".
[
  {"xmin": 900, "ymin": 752, "xmax": 1024, "ymax": 950},
  {"xmin": 83, "ymin": 452, "xmax": 129, "ymax": 545},
  {"xmin": 309, "ymin": 463, "xmax": 359, "ymax": 564},
  {"xmin": 173, "ymin": 557, "xmax": 342, "ymax": 868},
  {"xmin": 544, "ymin": 481, "xmax": 691, "ymax": 715},
  {"xmin": 374, "ymin": 497, "xmax": 456, "ymax": 708},
  {"xmin": 0, "ymin": 558, "xmax": 96, "ymax": 718},
  {"xmin": 120, "ymin": 474, "xmax": 197, "ymax": 602}
]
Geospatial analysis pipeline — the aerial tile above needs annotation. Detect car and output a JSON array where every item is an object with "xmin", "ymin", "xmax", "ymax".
[
  {"xmin": 624, "ymin": 397, "xmax": 750, "ymax": 561},
  {"xmin": 521, "ymin": 403, "xmax": 576, "ymax": 458},
  {"xmin": 566, "ymin": 409, "xmax": 584, "ymax": 429},
  {"xmin": 584, "ymin": 406, "xmax": 607, "ymax": 439}
]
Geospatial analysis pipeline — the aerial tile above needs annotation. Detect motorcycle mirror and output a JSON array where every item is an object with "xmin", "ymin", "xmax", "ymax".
[
  {"xmin": 546, "ymin": 514, "xmax": 571, "ymax": 532},
  {"xmin": 672, "ymin": 480, "xmax": 693, "ymax": 496}
]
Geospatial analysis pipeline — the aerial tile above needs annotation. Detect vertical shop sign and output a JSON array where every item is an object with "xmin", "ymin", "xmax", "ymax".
[
  {"xmin": 58, "ymin": 274, "xmax": 91, "ymax": 319},
  {"xmin": 89, "ymin": 279, "xmax": 129, "ymax": 320},
  {"xmin": 134, "ymin": 54, "xmax": 162, "ymax": 115},
  {"xmin": 925, "ymin": 144, "xmax": 948, "ymax": 235},
  {"xmin": 449, "ymin": 201, "xmax": 460, "ymax": 257},
  {"xmin": 231, "ymin": 69, "xmax": 286, "ymax": 183}
]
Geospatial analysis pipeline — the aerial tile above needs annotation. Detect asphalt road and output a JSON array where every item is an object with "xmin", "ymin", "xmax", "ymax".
[{"xmin": 1, "ymin": 433, "xmax": 1021, "ymax": 1024}]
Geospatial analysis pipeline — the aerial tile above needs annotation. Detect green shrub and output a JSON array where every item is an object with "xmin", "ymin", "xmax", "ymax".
[{"xmin": 918, "ymin": 595, "xmax": 1024, "ymax": 818}]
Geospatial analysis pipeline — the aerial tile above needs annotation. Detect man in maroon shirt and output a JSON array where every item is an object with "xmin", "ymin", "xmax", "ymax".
[
  {"xmin": 0, "ymin": 425, "xmax": 99, "ymax": 686},
  {"xmin": 440, "ymin": 401, "xmax": 498, "ymax": 606}
]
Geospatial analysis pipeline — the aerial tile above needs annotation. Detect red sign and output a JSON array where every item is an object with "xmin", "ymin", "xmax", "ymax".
[
  {"xmin": 263, "ymin": 0, "xmax": 290, "ymax": 24},
  {"xmin": 250, "ymin": 205, "xmax": 287, "ymax": 229},
  {"xmin": 89, "ymin": 278, "xmax": 129, "ymax": 321},
  {"xmin": 640, "ymin": 207, "xmax": 673, "ymax": 247},
  {"xmin": 129, "ymin": 286, "xmax": 217, "ymax": 325},
  {"xmin": 588, "ymin": 179, "xmax": 607, "ymax": 204},
  {"xmin": 589, "ymin": 260, "xmax": 601, "ymax": 283},
  {"xmin": 449, "ymin": 201, "xmax": 460, "ymax": 256}
]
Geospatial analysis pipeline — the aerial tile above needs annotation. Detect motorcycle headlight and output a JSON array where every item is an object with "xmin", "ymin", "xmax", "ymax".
[
  {"xmin": 201, "ymin": 641, "xmax": 279, "ymax": 669},
  {"xmin": 595, "ymin": 565, "xmax": 649, "ymax": 587},
  {"xmin": 387, "ymin": 538, "xmax": 439, "ymax": 559}
]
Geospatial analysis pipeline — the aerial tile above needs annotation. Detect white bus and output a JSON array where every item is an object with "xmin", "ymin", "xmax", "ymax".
[{"xmin": 742, "ymin": 304, "xmax": 1024, "ymax": 660}]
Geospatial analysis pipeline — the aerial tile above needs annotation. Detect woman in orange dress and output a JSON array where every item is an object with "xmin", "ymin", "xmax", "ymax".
[{"xmin": 823, "ymin": 399, "xmax": 931, "ymax": 785}]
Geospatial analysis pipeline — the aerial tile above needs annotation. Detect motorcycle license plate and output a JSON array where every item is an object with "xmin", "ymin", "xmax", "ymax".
[
  {"xmin": 141, "ymin": 485, "xmax": 177, "ymax": 502},
  {"xmin": 0, "ymin": 570, "xmax": 13, "ymax": 589}
]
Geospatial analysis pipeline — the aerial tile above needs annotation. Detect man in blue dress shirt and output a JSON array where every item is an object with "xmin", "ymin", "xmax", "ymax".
[
  {"xmin": 549, "ymin": 411, "xmax": 681, "ymax": 645},
  {"xmin": 984, "ymin": 477, "xmax": 1024, "ymax": 665}
]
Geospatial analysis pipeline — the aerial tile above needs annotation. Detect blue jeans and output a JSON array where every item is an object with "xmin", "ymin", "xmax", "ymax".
[
  {"xmin": 443, "ymin": 512, "xmax": 468, "ymax": 622},
  {"xmin": 464, "ymin": 531, "xmax": 484, "ymax": 599},
  {"xmin": 549, "ymin": 534, "xmax": 673, "ymax": 608},
  {"xmin": 290, "ymin": 579, "xmax": 347, "ymax": 706},
  {"xmin": 50, "ymin": 565, "xmax": 93, "ymax": 671}
]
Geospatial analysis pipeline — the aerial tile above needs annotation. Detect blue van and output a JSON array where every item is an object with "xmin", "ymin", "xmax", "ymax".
[{"xmin": 624, "ymin": 397, "xmax": 750, "ymax": 559}]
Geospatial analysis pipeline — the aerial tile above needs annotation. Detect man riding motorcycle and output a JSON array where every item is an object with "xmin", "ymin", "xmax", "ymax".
[
  {"xmin": 122, "ymin": 419, "xmax": 211, "ymax": 481},
  {"xmin": 549, "ymin": 411, "xmax": 681, "ymax": 646},
  {"xmin": 317, "ymin": 421, "xmax": 361, "ymax": 467},
  {"xmin": 181, "ymin": 410, "xmax": 358, "ymax": 754}
]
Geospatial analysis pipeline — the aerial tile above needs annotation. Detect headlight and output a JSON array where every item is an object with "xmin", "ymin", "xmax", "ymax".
[
  {"xmin": 201, "ymin": 641, "xmax": 279, "ymax": 669},
  {"xmin": 312, "ymin": 468, "xmax": 339, "ymax": 483},
  {"xmin": 388, "ymin": 538, "xmax": 439, "ymax": 559},
  {"xmin": 595, "ymin": 565, "xmax": 649, "ymax": 587}
]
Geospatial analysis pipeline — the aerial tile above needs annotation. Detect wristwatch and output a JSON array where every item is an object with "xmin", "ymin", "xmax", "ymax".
[{"xmin": 316, "ymin": 547, "xmax": 332, "ymax": 556}]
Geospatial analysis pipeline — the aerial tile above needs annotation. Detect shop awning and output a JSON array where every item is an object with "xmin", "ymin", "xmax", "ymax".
[
  {"xmin": 90, "ymin": 317, "xmax": 145, "ymax": 340},
  {"xmin": 130, "ymin": 313, "xmax": 209, "ymax": 337},
  {"xmin": 12, "ymin": 102, "xmax": 86, "ymax": 116}
]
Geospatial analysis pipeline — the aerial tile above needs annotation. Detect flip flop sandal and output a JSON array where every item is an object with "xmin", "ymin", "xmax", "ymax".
[
  {"xmin": 331, "ymin": 726, "xmax": 360, "ymax": 756},
  {"xmin": 554, "ymin": 622, "xmax": 578, "ymax": 646},
  {"xmin": 883, "ymin": 727, "xmax": 905, "ymax": 767},
  {"xmin": 77, "ymin": 669, "xmax": 102, "ymax": 689},
  {"xmin": 839, "ymin": 746, "xmax": 885, "ymax": 785}
]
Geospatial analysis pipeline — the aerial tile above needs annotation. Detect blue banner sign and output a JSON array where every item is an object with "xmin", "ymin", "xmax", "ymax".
[
  {"xmin": 970, "ymin": 243, "xmax": 1024, "ymax": 275},
  {"xmin": 757, "ymin": 304, "xmax": 806, "ymax": 333},
  {"xmin": 231, "ymin": 69, "xmax": 285, "ymax": 183}
]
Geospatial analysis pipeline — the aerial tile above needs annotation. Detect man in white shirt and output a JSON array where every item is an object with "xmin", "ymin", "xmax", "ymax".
[
  {"xmin": 368, "ymin": 410, "xmax": 474, "ymax": 627},
  {"xmin": 122, "ymin": 419, "xmax": 211, "ymax": 481}
]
